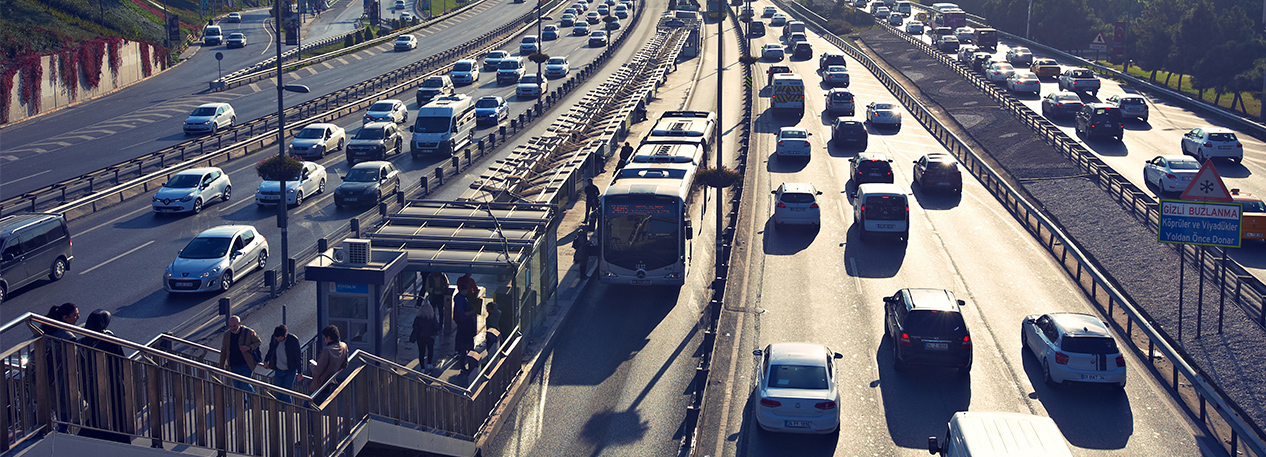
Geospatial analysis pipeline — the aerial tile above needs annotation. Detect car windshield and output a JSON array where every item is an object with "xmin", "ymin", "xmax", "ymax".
[
  {"xmin": 413, "ymin": 116, "xmax": 450, "ymax": 133},
  {"xmin": 1117, "ymin": 97, "xmax": 1144, "ymax": 105},
  {"xmin": 354, "ymin": 128, "xmax": 386, "ymax": 139},
  {"xmin": 295, "ymin": 128, "xmax": 325, "ymax": 139},
  {"xmin": 369, "ymin": 102, "xmax": 396, "ymax": 112},
  {"xmin": 767, "ymin": 364, "xmax": 828, "ymax": 390},
  {"xmin": 1054, "ymin": 94, "xmax": 1080, "ymax": 102},
  {"xmin": 831, "ymin": 91, "xmax": 853, "ymax": 100},
  {"xmin": 994, "ymin": 63, "xmax": 1013, "ymax": 71},
  {"xmin": 1209, "ymin": 132, "xmax": 1237, "ymax": 142},
  {"xmin": 1017, "ymin": 74, "xmax": 1037, "ymax": 81},
  {"xmin": 521, "ymin": 75, "xmax": 540, "ymax": 83},
  {"xmin": 499, "ymin": 60, "xmax": 521, "ymax": 69},
  {"xmin": 548, "ymin": 58, "xmax": 566, "ymax": 65},
  {"xmin": 924, "ymin": 162, "xmax": 958, "ymax": 176},
  {"xmin": 1240, "ymin": 200, "xmax": 1266, "ymax": 213},
  {"xmin": 904, "ymin": 310, "xmax": 967, "ymax": 336},
  {"xmin": 780, "ymin": 192, "xmax": 815, "ymax": 204},
  {"xmin": 421, "ymin": 78, "xmax": 445, "ymax": 88},
  {"xmin": 475, "ymin": 98, "xmax": 501, "ymax": 108},
  {"xmin": 345, "ymin": 168, "xmax": 380, "ymax": 182},
  {"xmin": 780, "ymin": 130, "xmax": 808, "ymax": 139},
  {"xmin": 863, "ymin": 195, "xmax": 904, "ymax": 220},
  {"xmin": 1169, "ymin": 160, "xmax": 1200, "ymax": 170},
  {"xmin": 487, "ymin": 51, "xmax": 507, "ymax": 59},
  {"xmin": 180, "ymin": 236, "xmax": 231, "ymax": 259},
  {"xmin": 1071, "ymin": 70, "xmax": 1095, "ymax": 78},
  {"xmin": 523, "ymin": 36, "xmax": 537, "ymax": 43},
  {"xmin": 872, "ymin": 103, "xmax": 895, "ymax": 110},
  {"xmin": 228, "ymin": 33, "xmax": 244, "ymax": 39},
  {"xmin": 165, "ymin": 174, "xmax": 203, "ymax": 188},
  {"xmin": 453, "ymin": 62, "xmax": 473, "ymax": 71},
  {"xmin": 395, "ymin": 36, "xmax": 412, "ymax": 42},
  {"xmin": 1061, "ymin": 336, "xmax": 1117, "ymax": 354},
  {"xmin": 190, "ymin": 107, "xmax": 217, "ymax": 116}
]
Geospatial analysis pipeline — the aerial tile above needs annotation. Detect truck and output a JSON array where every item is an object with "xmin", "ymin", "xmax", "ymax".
[{"xmin": 1058, "ymin": 67, "xmax": 1100, "ymax": 96}]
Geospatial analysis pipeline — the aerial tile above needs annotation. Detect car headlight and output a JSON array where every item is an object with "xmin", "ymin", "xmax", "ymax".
[
  {"xmin": 201, "ymin": 266, "xmax": 221, "ymax": 279},
  {"xmin": 179, "ymin": 194, "xmax": 195, "ymax": 202},
  {"xmin": 364, "ymin": 187, "xmax": 379, "ymax": 195},
  {"xmin": 287, "ymin": 187, "xmax": 297, "ymax": 194}
]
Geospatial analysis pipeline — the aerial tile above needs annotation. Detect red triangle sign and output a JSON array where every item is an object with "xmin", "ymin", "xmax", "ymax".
[
  {"xmin": 1179, "ymin": 160, "xmax": 1233, "ymax": 202},
  {"xmin": 1091, "ymin": 32, "xmax": 1107, "ymax": 44}
]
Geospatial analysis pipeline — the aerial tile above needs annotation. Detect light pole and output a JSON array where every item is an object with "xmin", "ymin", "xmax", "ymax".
[
  {"xmin": 276, "ymin": 0, "xmax": 311, "ymax": 288},
  {"xmin": 715, "ymin": 2, "xmax": 723, "ymax": 259},
  {"xmin": 537, "ymin": 0, "xmax": 543, "ymax": 105},
  {"xmin": 1025, "ymin": 0, "xmax": 1032, "ymax": 39}
]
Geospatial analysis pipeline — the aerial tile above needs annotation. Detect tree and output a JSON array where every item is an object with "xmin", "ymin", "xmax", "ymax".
[
  {"xmin": 1130, "ymin": 0, "xmax": 1185, "ymax": 81},
  {"xmin": 256, "ymin": 154, "xmax": 304, "ymax": 182},
  {"xmin": 1029, "ymin": 0, "xmax": 1099, "ymax": 51}
]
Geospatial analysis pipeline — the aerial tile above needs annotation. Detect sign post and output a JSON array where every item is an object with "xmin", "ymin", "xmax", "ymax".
[
  {"xmin": 1089, "ymin": 32, "xmax": 1107, "ymax": 60},
  {"xmin": 1159, "ymin": 161, "xmax": 1241, "ymax": 341}
]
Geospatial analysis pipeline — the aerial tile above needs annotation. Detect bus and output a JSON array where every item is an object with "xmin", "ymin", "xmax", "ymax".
[
  {"xmin": 642, "ymin": 110, "xmax": 717, "ymax": 152},
  {"xmin": 934, "ymin": 8, "xmax": 967, "ymax": 29},
  {"xmin": 930, "ymin": 2, "xmax": 959, "ymax": 13}
]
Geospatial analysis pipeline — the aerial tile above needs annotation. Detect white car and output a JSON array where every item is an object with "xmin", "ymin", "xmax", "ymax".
[
  {"xmin": 543, "ymin": 56, "xmax": 570, "ymax": 79},
  {"xmin": 449, "ymin": 59, "xmax": 479, "ymax": 84},
  {"xmin": 183, "ymin": 103, "xmax": 236, "ymax": 135},
  {"xmin": 1005, "ymin": 71, "xmax": 1040, "ymax": 94},
  {"xmin": 761, "ymin": 43, "xmax": 784, "ymax": 61},
  {"xmin": 753, "ymin": 342, "xmax": 842, "ymax": 433},
  {"xmin": 771, "ymin": 182, "xmax": 823, "ymax": 227},
  {"xmin": 1105, "ymin": 93, "xmax": 1149, "ymax": 122},
  {"xmin": 483, "ymin": 50, "xmax": 509, "ymax": 70},
  {"xmin": 1022, "ymin": 313, "xmax": 1126, "ymax": 389},
  {"xmin": 226, "ymin": 12, "xmax": 242, "ymax": 22},
  {"xmin": 520, "ymin": 35, "xmax": 540, "ymax": 54},
  {"xmin": 401, "ymin": 12, "xmax": 413, "ymax": 21},
  {"xmin": 1005, "ymin": 46, "xmax": 1033, "ymax": 65},
  {"xmin": 873, "ymin": 6, "xmax": 890, "ymax": 18},
  {"xmin": 775, "ymin": 127, "xmax": 812, "ymax": 159},
  {"xmin": 364, "ymin": 99, "xmax": 408, "ymax": 125},
  {"xmin": 954, "ymin": 26, "xmax": 975, "ymax": 43},
  {"xmin": 394, "ymin": 34, "xmax": 417, "ymax": 51},
  {"xmin": 1143, "ymin": 155, "xmax": 1200, "ymax": 194},
  {"xmin": 152, "ymin": 167, "xmax": 231, "ymax": 214},
  {"xmin": 165, "ymin": 225, "xmax": 268, "ymax": 293},
  {"xmin": 985, "ymin": 61, "xmax": 1015, "ymax": 83},
  {"xmin": 517, "ymin": 74, "xmax": 548, "ymax": 98},
  {"xmin": 573, "ymin": 23, "xmax": 591, "ymax": 36},
  {"xmin": 770, "ymin": 13, "xmax": 787, "ymax": 25},
  {"xmin": 1181, "ymin": 127, "xmax": 1243, "ymax": 163},
  {"xmin": 762, "ymin": 6, "xmax": 777, "ymax": 16},
  {"xmin": 288, "ymin": 123, "xmax": 346, "ymax": 159},
  {"xmin": 905, "ymin": 20, "xmax": 924, "ymax": 34},
  {"xmin": 255, "ymin": 161, "xmax": 328, "ymax": 206},
  {"xmin": 865, "ymin": 102, "xmax": 901, "ymax": 127}
]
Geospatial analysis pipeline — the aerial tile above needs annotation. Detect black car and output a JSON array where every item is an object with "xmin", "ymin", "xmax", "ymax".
[
  {"xmin": 1040, "ymin": 91, "xmax": 1083, "ymax": 119},
  {"xmin": 1075, "ymin": 103, "xmax": 1124, "ymax": 141},
  {"xmin": 884, "ymin": 288, "xmax": 973, "ymax": 373},
  {"xmin": 334, "ymin": 161, "xmax": 400, "ymax": 208},
  {"xmin": 818, "ymin": 52, "xmax": 847, "ymax": 72},
  {"xmin": 831, "ymin": 118, "xmax": 867, "ymax": 149},
  {"xmin": 748, "ymin": 20, "xmax": 765, "ymax": 36},
  {"xmin": 912, "ymin": 153, "xmax": 962, "ymax": 194},
  {"xmin": 766, "ymin": 65, "xmax": 792, "ymax": 85},
  {"xmin": 791, "ymin": 42, "xmax": 814, "ymax": 60},
  {"xmin": 970, "ymin": 53, "xmax": 995, "ymax": 74},
  {"xmin": 849, "ymin": 152, "xmax": 894, "ymax": 184}
]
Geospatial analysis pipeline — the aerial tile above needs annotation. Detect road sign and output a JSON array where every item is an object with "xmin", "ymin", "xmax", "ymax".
[
  {"xmin": 1179, "ymin": 161, "xmax": 1233, "ymax": 202},
  {"xmin": 1090, "ymin": 32, "xmax": 1107, "ymax": 45},
  {"xmin": 1158, "ymin": 200, "xmax": 1242, "ymax": 247},
  {"xmin": 1089, "ymin": 44, "xmax": 1108, "ymax": 51},
  {"xmin": 1113, "ymin": 22, "xmax": 1125, "ymax": 55}
]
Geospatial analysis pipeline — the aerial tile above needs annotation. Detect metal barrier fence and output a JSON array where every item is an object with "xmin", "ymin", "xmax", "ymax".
[{"xmin": 771, "ymin": 1, "xmax": 1266, "ymax": 455}]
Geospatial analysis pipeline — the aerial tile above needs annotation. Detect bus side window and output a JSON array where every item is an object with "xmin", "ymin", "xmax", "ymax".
[{"xmin": 684, "ymin": 220, "xmax": 692, "ymax": 240}]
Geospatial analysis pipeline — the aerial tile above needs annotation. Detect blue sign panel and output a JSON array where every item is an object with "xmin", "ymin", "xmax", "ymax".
[
  {"xmin": 1158, "ymin": 199, "xmax": 1242, "ymax": 248},
  {"xmin": 333, "ymin": 282, "xmax": 369, "ymax": 294}
]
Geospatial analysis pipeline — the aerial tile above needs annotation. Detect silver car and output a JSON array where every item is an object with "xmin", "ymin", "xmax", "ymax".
[
  {"xmin": 183, "ymin": 103, "xmax": 235, "ymax": 135},
  {"xmin": 152, "ymin": 167, "xmax": 232, "ymax": 214},
  {"xmin": 544, "ymin": 56, "xmax": 571, "ymax": 79},
  {"xmin": 165, "ymin": 225, "xmax": 268, "ymax": 293},
  {"xmin": 254, "ymin": 161, "xmax": 328, "ymax": 206},
  {"xmin": 1005, "ymin": 71, "xmax": 1040, "ymax": 94},
  {"xmin": 865, "ymin": 102, "xmax": 902, "ymax": 127},
  {"xmin": 364, "ymin": 99, "xmax": 408, "ymax": 125},
  {"xmin": 1105, "ymin": 94, "xmax": 1149, "ymax": 122},
  {"xmin": 774, "ymin": 127, "xmax": 813, "ymax": 159}
]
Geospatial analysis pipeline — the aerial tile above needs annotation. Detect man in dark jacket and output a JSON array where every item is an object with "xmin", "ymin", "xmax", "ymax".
[
  {"xmin": 264, "ymin": 324, "xmax": 302, "ymax": 403},
  {"xmin": 584, "ymin": 178, "xmax": 600, "ymax": 228},
  {"xmin": 618, "ymin": 142, "xmax": 634, "ymax": 170},
  {"xmin": 220, "ymin": 315, "xmax": 262, "ymax": 393}
]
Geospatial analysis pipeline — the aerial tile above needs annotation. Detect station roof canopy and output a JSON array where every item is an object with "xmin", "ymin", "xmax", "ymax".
[{"xmin": 366, "ymin": 200, "xmax": 556, "ymax": 274}]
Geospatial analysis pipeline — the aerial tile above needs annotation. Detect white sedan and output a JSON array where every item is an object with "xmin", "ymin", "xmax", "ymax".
[
  {"xmin": 774, "ymin": 127, "xmax": 812, "ymax": 159},
  {"xmin": 985, "ymin": 61, "xmax": 1015, "ymax": 83},
  {"xmin": 1005, "ymin": 71, "xmax": 1040, "ymax": 94},
  {"xmin": 364, "ymin": 99, "xmax": 408, "ymax": 125},
  {"xmin": 394, "ymin": 34, "xmax": 417, "ymax": 51},
  {"xmin": 1181, "ymin": 127, "xmax": 1243, "ymax": 163},
  {"xmin": 753, "ymin": 343, "xmax": 842, "ymax": 433},
  {"xmin": 152, "ymin": 167, "xmax": 232, "ymax": 214},
  {"xmin": 288, "ymin": 123, "xmax": 346, "ymax": 160},
  {"xmin": 1142, "ymin": 155, "xmax": 1200, "ymax": 195},
  {"xmin": 544, "ymin": 56, "xmax": 570, "ymax": 79},
  {"xmin": 165, "ymin": 225, "xmax": 268, "ymax": 293},
  {"xmin": 865, "ymin": 102, "xmax": 901, "ymax": 127},
  {"xmin": 516, "ymin": 74, "xmax": 548, "ymax": 98},
  {"xmin": 1022, "ymin": 313, "xmax": 1126, "ymax": 389},
  {"xmin": 255, "ymin": 161, "xmax": 328, "ymax": 206},
  {"xmin": 761, "ymin": 43, "xmax": 785, "ymax": 61}
]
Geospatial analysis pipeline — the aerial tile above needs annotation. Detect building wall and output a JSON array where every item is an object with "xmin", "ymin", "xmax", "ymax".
[{"xmin": 3, "ymin": 41, "xmax": 161, "ymax": 126}]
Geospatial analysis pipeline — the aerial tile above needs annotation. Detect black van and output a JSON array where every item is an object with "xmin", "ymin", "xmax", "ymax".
[
  {"xmin": 0, "ymin": 213, "xmax": 73, "ymax": 303},
  {"xmin": 1076, "ymin": 103, "xmax": 1124, "ymax": 141}
]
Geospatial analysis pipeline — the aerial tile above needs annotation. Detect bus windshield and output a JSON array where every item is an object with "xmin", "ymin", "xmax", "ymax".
[{"xmin": 602, "ymin": 195, "xmax": 681, "ymax": 270}]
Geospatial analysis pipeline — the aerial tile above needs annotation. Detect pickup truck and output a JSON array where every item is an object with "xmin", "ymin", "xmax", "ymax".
[
  {"xmin": 289, "ymin": 123, "xmax": 346, "ymax": 160},
  {"xmin": 1058, "ymin": 67, "xmax": 1100, "ymax": 96}
]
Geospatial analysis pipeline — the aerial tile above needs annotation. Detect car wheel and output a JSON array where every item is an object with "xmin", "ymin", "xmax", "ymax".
[
  {"xmin": 293, "ymin": 191, "xmax": 303, "ymax": 206},
  {"xmin": 338, "ymin": 139, "xmax": 345, "ymax": 151},
  {"xmin": 1233, "ymin": 157, "xmax": 1242, "ymax": 165},
  {"xmin": 192, "ymin": 198, "xmax": 203, "ymax": 214},
  {"xmin": 1141, "ymin": 115, "xmax": 1148, "ymax": 123},
  {"xmin": 891, "ymin": 342, "xmax": 904, "ymax": 371},
  {"xmin": 318, "ymin": 179, "xmax": 326, "ymax": 194},
  {"xmin": 1197, "ymin": 149, "xmax": 1206, "ymax": 162},
  {"xmin": 1043, "ymin": 359, "xmax": 1056, "ymax": 386},
  {"xmin": 49, "ymin": 257, "xmax": 68, "ymax": 281},
  {"xmin": 222, "ymin": 185, "xmax": 232, "ymax": 202},
  {"xmin": 230, "ymin": 116, "xmax": 236, "ymax": 127},
  {"xmin": 210, "ymin": 123, "xmax": 218, "ymax": 135},
  {"xmin": 219, "ymin": 270, "xmax": 234, "ymax": 292},
  {"xmin": 257, "ymin": 251, "xmax": 268, "ymax": 271},
  {"xmin": 0, "ymin": 285, "xmax": 5, "ymax": 304}
]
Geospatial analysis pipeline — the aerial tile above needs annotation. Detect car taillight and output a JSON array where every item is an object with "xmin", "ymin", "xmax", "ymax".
[
  {"xmin": 778, "ymin": 141, "xmax": 784, "ymax": 147},
  {"xmin": 859, "ymin": 204, "xmax": 865, "ymax": 212},
  {"xmin": 776, "ymin": 201, "xmax": 786, "ymax": 208},
  {"xmin": 1236, "ymin": 143, "xmax": 1243, "ymax": 148},
  {"xmin": 814, "ymin": 401, "xmax": 837, "ymax": 410},
  {"xmin": 1165, "ymin": 173, "xmax": 1177, "ymax": 180},
  {"xmin": 760, "ymin": 398, "xmax": 781, "ymax": 408},
  {"xmin": 898, "ymin": 332, "xmax": 912, "ymax": 347},
  {"xmin": 1116, "ymin": 355, "xmax": 1126, "ymax": 367},
  {"xmin": 1204, "ymin": 142, "xmax": 1213, "ymax": 148},
  {"xmin": 1090, "ymin": 124, "xmax": 1096, "ymax": 128},
  {"xmin": 961, "ymin": 335, "xmax": 971, "ymax": 349},
  {"xmin": 1055, "ymin": 352, "xmax": 1069, "ymax": 364},
  {"xmin": 810, "ymin": 202, "xmax": 819, "ymax": 209}
]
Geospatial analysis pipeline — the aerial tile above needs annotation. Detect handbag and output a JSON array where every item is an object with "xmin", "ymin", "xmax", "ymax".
[{"xmin": 250, "ymin": 347, "xmax": 263, "ymax": 367}]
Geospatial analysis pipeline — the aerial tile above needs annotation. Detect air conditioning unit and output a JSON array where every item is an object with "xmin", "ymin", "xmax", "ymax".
[{"xmin": 339, "ymin": 239, "xmax": 371, "ymax": 266}]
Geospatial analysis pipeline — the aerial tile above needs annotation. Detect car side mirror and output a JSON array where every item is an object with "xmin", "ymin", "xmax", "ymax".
[
  {"xmin": 833, "ymin": 352, "xmax": 843, "ymax": 359},
  {"xmin": 913, "ymin": 160, "xmax": 919, "ymax": 164},
  {"xmin": 816, "ymin": 191, "xmax": 823, "ymax": 195},
  {"xmin": 232, "ymin": 250, "xmax": 243, "ymax": 259},
  {"xmin": 408, "ymin": 125, "xmax": 415, "ymax": 132},
  {"xmin": 957, "ymin": 299, "xmax": 966, "ymax": 307},
  {"xmin": 752, "ymin": 349, "xmax": 763, "ymax": 356},
  {"xmin": 848, "ymin": 191, "xmax": 857, "ymax": 199},
  {"xmin": 771, "ymin": 190, "xmax": 777, "ymax": 195},
  {"xmin": 927, "ymin": 436, "xmax": 941, "ymax": 454}
]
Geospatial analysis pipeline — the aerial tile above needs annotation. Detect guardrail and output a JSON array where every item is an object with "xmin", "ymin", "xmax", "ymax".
[{"xmin": 775, "ymin": 1, "xmax": 1266, "ymax": 455}]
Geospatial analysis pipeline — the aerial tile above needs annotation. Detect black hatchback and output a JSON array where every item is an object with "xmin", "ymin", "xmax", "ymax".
[
  {"xmin": 884, "ymin": 288, "xmax": 972, "ymax": 373},
  {"xmin": 849, "ymin": 152, "xmax": 894, "ymax": 184},
  {"xmin": 1076, "ymin": 103, "xmax": 1124, "ymax": 140},
  {"xmin": 831, "ymin": 118, "xmax": 867, "ymax": 150}
]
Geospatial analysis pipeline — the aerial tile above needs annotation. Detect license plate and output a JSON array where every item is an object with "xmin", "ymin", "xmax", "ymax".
[
  {"xmin": 1219, "ymin": 146, "xmax": 1232, "ymax": 150},
  {"xmin": 343, "ymin": 197, "xmax": 357, "ymax": 202},
  {"xmin": 878, "ymin": 224, "xmax": 894, "ymax": 229},
  {"xmin": 925, "ymin": 342, "xmax": 948, "ymax": 350},
  {"xmin": 1248, "ymin": 232, "xmax": 1263, "ymax": 237},
  {"xmin": 936, "ymin": 182, "xmax": 950, "ymax": 186},
  {"xmin": 631, "ymin": 279, "xmax": 651, "ymax": 285},
  {"xmin": 790, "ymin": 208, "xmax": 805, "ymax": 212},
  {"xmin": 1080, "ymin": 374, "xmax": 1105, "ymax": 381},
  {"xmin": 175, "ymin": 281, "xmax": 194, "ymax": 287},
  {"xmin": 868, "ymin": 173, "xmax": 880, "ymax": 177},
  {"xmin": 785, "ymin": 420, "xmax": 811, "ymax": 428}
]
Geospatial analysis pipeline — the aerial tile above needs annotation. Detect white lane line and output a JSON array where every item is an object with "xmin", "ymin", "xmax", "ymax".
[
  {"xmin": 81, "ymin": 205, "xmax": 153, "ymax": 235},
  {"xmin": 1, "ymin": 169, "xmax": 52, "ymax": 185},
  {"xmin": 79, "ymin": 240, "xmax": 155, "ymax": 275}
]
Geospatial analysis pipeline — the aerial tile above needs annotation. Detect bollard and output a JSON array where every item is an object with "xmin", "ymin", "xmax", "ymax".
[
  {"xmin": 478, "ymin": 139, "xmax": 485, "ymax": 152},
  {"xmin": 218, "ymin": 297, "xmax": 231, "ymax": 316},
  {"xmin": 465, "ymin": 149, "xmax": 472, "ymax": 161},
  {"xmin": 351, "ymin": 218, "xmax": 360, "ymax": 238},
  {"xmin": 265, "ymin": 270, "xmax": 276, "ymax": 296},
  {"xmin": 318, "ymin": 238, "xmax": 328, "ymax": 253},
  {"xmin": 379, "ymin": 202, "xmax": 388, "ymax": 217},
  {"xmin": 510, "ymin": 119, "xmax": 517, "ymax": 130},
  {"xmin": 397, "ymin": 191, "xmax": 405, "ymax": 206},
  {"xmin": 420, "ymin": 175, "xmax": 429, "ymax": 195},
  {"xmin": 499, "ymin": 125, "xmax": 507, "ymax": 138},
  {"xmin": 435, "ymin": 167, "xmax": 444, "ymax": 185},
  {"xmin": 451, "ymin": 155, "xmax": 460, "ymax": 168},
  {"xmin": 287, "ymin": 258, "xmax": 296, "ymax": 285}
]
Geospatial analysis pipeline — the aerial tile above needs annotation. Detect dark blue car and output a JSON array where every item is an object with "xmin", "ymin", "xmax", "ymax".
[{"xmin": 475, "ymin": 96, "xmax": 508, "ymax": 126}]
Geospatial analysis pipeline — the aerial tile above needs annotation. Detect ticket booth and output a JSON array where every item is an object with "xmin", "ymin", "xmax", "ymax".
[{"xmin": 306, "ymin": 248, "xmax": 409, "ymax": 357}]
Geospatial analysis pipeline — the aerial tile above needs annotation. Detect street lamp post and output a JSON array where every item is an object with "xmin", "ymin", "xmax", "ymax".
[
  {"xmin": 275, "ymin": 0, "xmax": 311, "ymax": 288},
  {"xmin": 537, "ymin": 0, "xmax": 544, "ymax": 106},
  {"xmin": 1025, "ymin": 0, "xmax": 1032, "ymax": 39}
]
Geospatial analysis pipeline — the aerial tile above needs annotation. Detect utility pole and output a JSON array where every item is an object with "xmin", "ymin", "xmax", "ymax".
[
  {"xmin": 715, "ymin": 2, "xmax": 723, "ymax": 262},
  {"xmin": 276, "ymin": 0, "xmax": 291, "ymax": 288},
  {"xmin": 1025, "ymin": 0, "xmax": 1032, "ymax": 39}
]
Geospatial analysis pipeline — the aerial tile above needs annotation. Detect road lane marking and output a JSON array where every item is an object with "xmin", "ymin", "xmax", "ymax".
[
  {"xmin": 79, "ymin": 240, "xmax": 155, "ymax": 275},
  {"xmin": 81, "ymin": 205, "xmax": 154, "ymax": 235},
  {"xmin": 0, "ymin": 169, "xmax": 52, "ymax": 186}
]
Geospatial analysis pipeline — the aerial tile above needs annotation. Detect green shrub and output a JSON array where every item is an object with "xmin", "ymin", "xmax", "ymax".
[{"xmin": 256, "ymin": 154, "xmax": 304, "ymax": 181}]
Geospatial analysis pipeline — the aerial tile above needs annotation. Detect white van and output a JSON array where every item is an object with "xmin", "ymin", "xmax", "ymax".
[
  {"xmin": 204, "ymin": 25, "xmax": 223, "ymax": 45},
  {"xmin": 410, "ymin": 94, "xmax": 476, "ymax": 157},
  {"xmin": 896, "ymin": 0, "xmax": 912, "ymax": 14},
  {"xmin": 770, "ymin": 73, "xmax": 805, "ymax": 117},
  {"xmin": 851, "ymin": 183, "xmax": 908, "ymax": 241},
  {"xmin": 781, "ymin": 20, "xmax": 805, "ymax": 43},
  {"xmin": 929, "ymin": 412, "xmax": 1073, "ymax": 457}
]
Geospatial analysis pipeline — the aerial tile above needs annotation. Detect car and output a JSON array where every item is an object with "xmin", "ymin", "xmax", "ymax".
[
  {"xmin": 905, "ymin": 20, "xmax": 924, "ymax": 34},
  {"xmin": 255, "ymin": 161, "xmax": 327, "ymax": 206},
  {"xmin": 203, "ymin": 25, "xmax": 223, "ymax": 45},
  {"xmin": 912, "ymin": 153, "xmax": 962, "ymax": 194},
  {"xmin": 752, "ymin": 343, "xmax": 842, "ymax": 433},
  {"xmin": 1040, "ymin": 91, "xmax": 1083, "ymax": 118},
  {"xmin": 0, "ymin": 213, "xmax": 73, "ymax": 304},
  {"xmin": 761, "ymin": 43, "xmax": 784, "ymax": 61},
  {"xmin": 597, "ymin": 4, "xmax": 609, "ymax": 15},
  {"xmin": 1142, "ymin": 155, "xmax": 1199, "ymax": 194},
  {"xmin": 818, "ymin": 52, "xmax": 847, "ymax": 71},
  {"xmin": 474, "ymin": 96, "xmax": 509, "ymax": 125},
  {"xmin": 544, "ymin": 56, "xmax": 570, "ymax": 79},
  {"xmin": 984, "ymin": 61, "xmax": 1015, "ymax": 84},
  {"xmin": 784, "ymin": 32, "xmax": 808, "ymax": 47},
  {"xmin": 395, "ymin": 0, "xmax": 405, "ymax": 8},
  {"xmin": 364, "ymin": 99, "xmax": 408, "ymax": 125},
  {"xmin": 226, "ymin": 12, "xmax": 242, "ymax": 22},
  {"xmin": 560, "ymin": 14, "xmax": 576, "ymax": 26},
  {"xmin": 1181, "ymin": 127, "xmax": 1243, "ymax": 163},
  {"xmin": 183, "ymin": 102, "xmax": 236, "ymax": 135},
  {"xmin": 542, "ymin": 24, "xmax": 559, "ymax": 40},
  {"xmin": 790, "ymin": 41, "xmax": 813, "ymax": 60},
  {"xmin": 953, "ymin": 26, "xmax": 974, "ymax": 43},
  {"xmin": 929, "ymin": 412, "xmax": 1075, "ymax": 457},
  {"xmin": 497, "ymin": 56, "xmax": 525, "ymax": 83},
  {"xmin": 849, "ymin": 152, "xmax": 895, "ymax": 184},
  {"xmin": 970, "ymin": 53, "xmax": 997, "ymax": 74},
  {"xmin": 955, "ymin": 45, "xmax": 979, "ymax": 64},
  {"xmin": 1030, "ymin": 57, "xmax": 1060, "ymax": 79},
  {"xmin": 774, "ymin": 127, "xmax": 813, "ymax": 160},
  {"xmin": 573, "ymin": 23, "xmax": 590, "ymax": 35},
  {"xmin": 763, "ymin": 6, "xmax": 777, "ymax": 16},
  {"xmin": 586, "ymin": 11, "xmax": 600, "ymax": 24},
  {"xmin": 771, "ymin": 183, "xmax": 823, "ymax": 228},
  {"xmin": 449, "ymin": 59, "xmax": 479, "ymax": 85},
  {"xmin": 1105, "ymin": 94, "xmax": 1149, "ymax": 122},
  {"xmin": 887, "ymin": 12, "xmax": 904, "ymax": 26},
  {"xmin": 825, "ymin": 89, "xmax": 855, "ymax": 116},
  {"xmin": 873, "ymin": 6, "xmax": 890, "ymax": 18},
  {"xmin": 165, "ymin": 225, "xmax": 268, "ymax": 293},
  {"xmin": 589, "ymin": 30, "xmax": 608, "ymax": 46},
  {"xmin": 400, "ymin": 12, "xmax": 413, "ymax": 21},
  {"xmin": 152, "ymin": 167, "xmax": 232, "ymax": 214},
  {"xmin": 865, "ymin": 102, "xmax": 901, "ymax": 127},
  {"xmin": 1005, "ymin": 46, "xmax": 1033, "ymax": 65},
  {"xmin": 346, "ymin": 122, "xmax": 403, "ymax": 165},
  {"xmin": 1005, "ymin": 71, "xmax": 1040, "ymax": 94},
  {"xmin": 748, "ymin": 20, "xmax": 765, "ymax": 36},
  {"xmin": 1058, "ymin": 67, "xmax": 1100, "ymax": 96},
  {"xmin": 519, "ymin": 35, "xmax": 540, "ymax": 54},
  {"xmin": 1233, "ymin": 189, "xmax": 1266, "ymax": 242},
  {"xmin": 394, "ymin": 34, "xmax": 418, "ymax": 51},
  {"xmin": 517, "ymin": 74, "xmax": 547, "ymax": 98},
  {"xmin": 737, "ymin": 4, "xmax": 752, "ymax": 17},
  {"xmin": 334, "ymin": 161, "xmax": 401, "ymax": 208},
  {"xmin": 1022, "ymin": 313, "xmax": 1125, "ymax": 389},
  {"xmin": 1074, "ymin": 103, "xmax": 1123, "ymax": 140},
  {"xmin": 483, "ymin": 50, "xmax": 509, "ymax": 70},
  {"xmin": 770, "ymin": 13, "xmax": 787, "ymax": 26},
  {"xmin": 289, "ymin": 123, "xmax": 346, "ymax": 159},
  {"xmin": 225, "ymin": 33, "xmax": 247, "ymax": 48},
  {"xmin": 605, "ymin": 18, "xmax": 621, "ymax": 30},
  {"xmin": 822, "ymin": 66, "xmax": 850, "ymax": 87},
  {"xmin": 831, "ymin": 118, "xmax": 867, "ymax": 149},
  {"xmin": 415, "ymin": 75, "xmax": 454, "ymax": 105},
  {"xmin": 935, "ymin": 35, "xmax": 959, "ymax": 52},
  {"xmin": 614, "ymin": 4, "xmax": 628, "ymax": 18},
  {"xmin": 766, "ymin": 64, "xmax": 792, "ymax": 85},
  {"xmin": 884, "ymin": 288, "xmax": 973, "ymax": 373}
]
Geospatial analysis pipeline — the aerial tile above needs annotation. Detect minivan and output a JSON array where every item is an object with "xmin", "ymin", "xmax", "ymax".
[
  {"xmin": 203, "ymin": 25, "xmax": 223, "ymax": 45},
  {"xmin": 851, "ymin": 183, "xmax": 909, "ymax": 241},
  {"xmin": 411, "ymin": 94, "xmax": 476, "ymax": 157},
  {"xmin": 0, "ymin": 213, "xmax": 73, "ymax": 304},
  {"xmin": 929, "ymin": 412, "xmax": 1073, "ymax": 456}
]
